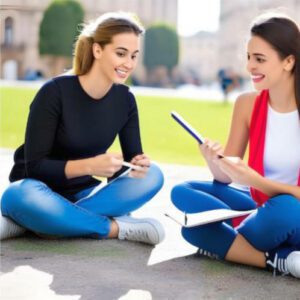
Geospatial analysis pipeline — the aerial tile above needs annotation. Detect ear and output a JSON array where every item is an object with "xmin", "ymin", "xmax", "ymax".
[
  {"xmin": 92, "ymin": 43, "xmax": 102, "ymax": 59},
  {"xmin": 284, "ymin": 55, "xmax": 295, "ymax": 72}
]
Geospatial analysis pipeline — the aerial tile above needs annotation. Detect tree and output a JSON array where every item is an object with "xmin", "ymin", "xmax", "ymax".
[
  {"xmin": 39, "ymin": 0, "xmax": 84, "ymax": 76},
  {"xmin": 143, "ymin": 23, "xmax": 179, "ymax": 86}
]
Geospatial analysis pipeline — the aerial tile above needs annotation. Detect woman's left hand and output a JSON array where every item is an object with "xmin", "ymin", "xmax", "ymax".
[
  {"xmin": 129, "ymin": 154, "xmax": 150, "ymax": 178},
  {"xmin": 215, "ymin": 156, "xmax": 260, "ymax": 186}
]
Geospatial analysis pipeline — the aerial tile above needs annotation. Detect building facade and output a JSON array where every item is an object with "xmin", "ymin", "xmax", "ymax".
[
  {"xmin": 0, "ymin": 0, "xmax": 178, "ymax": 79},
  {"xmin": 1, "ymin": 0, "xmax": 299, "ymax": 83},
  {"xmin": 180, "ymin": 31, "xmax": 219, "ymax": 84}
]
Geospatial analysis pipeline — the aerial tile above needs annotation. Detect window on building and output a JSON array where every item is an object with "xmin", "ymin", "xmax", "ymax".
[{"xmin": 4, "ymin": 17, "xmax": 13, "ymax": 46}]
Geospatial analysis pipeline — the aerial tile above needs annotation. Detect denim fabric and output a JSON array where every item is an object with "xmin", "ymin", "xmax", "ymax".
[{"xmin": 1, "ymin": 164, "xmax": 164, "ymax": 239}]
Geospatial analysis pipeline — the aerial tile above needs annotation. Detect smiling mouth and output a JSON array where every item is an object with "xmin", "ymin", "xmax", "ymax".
[
  {"xmin": 251, "ymin": 74, "xmax": 265, "ymax": 83},
  {"xmin": 116, "ymin": 68, "xmax": 128, "ymax": 78}
]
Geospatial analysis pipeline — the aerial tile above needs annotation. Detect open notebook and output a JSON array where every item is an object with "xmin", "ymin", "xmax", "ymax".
[{"xmin": 165, "ymin": 208, "xmax": 256, "ymax": 228}]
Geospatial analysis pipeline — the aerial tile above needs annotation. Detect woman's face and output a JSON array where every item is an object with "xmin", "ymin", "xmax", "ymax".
[
  {"xmin": 94, "ymin": 32, "xmax": 140, "ymax": 84},
  {"xmin": 246, "ymin": 35, "xmax": 291, "ymax": 91}
]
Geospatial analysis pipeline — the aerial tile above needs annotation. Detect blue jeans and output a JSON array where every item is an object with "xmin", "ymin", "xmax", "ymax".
[
  {"xmin": 1, "ymin": 164, "xmax": 164, "ymax": 239},
  {"xmin": 171, "ymin": 181, "xmax": 300, "ymax": 259}
]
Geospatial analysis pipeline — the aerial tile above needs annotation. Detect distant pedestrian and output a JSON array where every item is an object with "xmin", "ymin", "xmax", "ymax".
[
  {"xmin": 217, "ymin": 68, "xmax": 240, "ymax": 103},
  {"xmin": 171, "ymin": 13, "xmax": 300, "ymax": 278},
  {"xmin": 1, "ymin": 12, "xmax": 165, "ymax": 244}
]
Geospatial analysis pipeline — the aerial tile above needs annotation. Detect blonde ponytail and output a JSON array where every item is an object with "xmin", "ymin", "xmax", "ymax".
[{"xmin": 73, "ymin": 36, "xmax": 93, "ymax": 75}]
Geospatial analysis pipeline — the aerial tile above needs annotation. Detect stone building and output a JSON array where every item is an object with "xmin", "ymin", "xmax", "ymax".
[
  {"xmin": 0, "ymin": 0, "xmax": 178, "ymax": 79},
  {"xmin": 180, "ymin": 31, "xmax": 219, "ymax": 84},
  {"xmin": 2, "ymin": 0, "xmax": 300, "ymax": 83}
]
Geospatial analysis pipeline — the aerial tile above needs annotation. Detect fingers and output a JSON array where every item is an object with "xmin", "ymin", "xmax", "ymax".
[
  {"xmin": 129, "ymin": 154, "xmax": 150, "ymax": 178},
  {"xmin": 92, "ymin": 153, "xmax": 123, "ymax": 177},
  {"xmin": 131, "ymin": 154, "xmax": 150, "ymax": 168},
  {"xmin": 94, "ymin": 153, "xmax": 151, "ymax": 178},
  {"xmin": 201, "ymin": 139, "xmax": 224, "ymax": 160},
  {"xmin": 133, "ymin": 159, "xmax": 150, "ymax": 168}
]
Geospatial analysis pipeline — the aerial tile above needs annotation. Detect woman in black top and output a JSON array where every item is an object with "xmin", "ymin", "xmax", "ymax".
[{"xmin": 1, "ymin": 12, "xmax": 165, "ymax": 244}]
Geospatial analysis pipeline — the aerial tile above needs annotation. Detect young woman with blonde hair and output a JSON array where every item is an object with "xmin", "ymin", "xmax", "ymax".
[{"xmin": 1, "ymin": 12, "xmax": 165, "ymax": 244}]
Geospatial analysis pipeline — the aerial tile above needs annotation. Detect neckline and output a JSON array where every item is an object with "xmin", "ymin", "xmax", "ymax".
[
  {"xmin": 268, "ymin": 103, "xmax": 297, "ymax": 116},
  {"xmin": 75, "ymin": 75, "xmax": 113, "ymax": 101}
]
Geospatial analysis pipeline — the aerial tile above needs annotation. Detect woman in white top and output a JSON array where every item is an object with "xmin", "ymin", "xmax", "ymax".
[{"xmin": 171, "ymin": 13, "xmax": 300, "ymax": 278}]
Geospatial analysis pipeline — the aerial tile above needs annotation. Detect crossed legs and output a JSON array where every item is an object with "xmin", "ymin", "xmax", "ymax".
[
  {"xmin": 171, "ymin": 180, "xmax": 300, "ymax": 268},
  {"xmin": 1, "ymin": 164, "xmax": 164, "ymax": 239}
]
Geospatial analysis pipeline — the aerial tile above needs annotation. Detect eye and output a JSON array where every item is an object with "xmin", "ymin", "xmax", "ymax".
[
  {"xmin": 131, "ymin": 54, "xmax": 138, "ymax": 60},
  {"xmin": 256, "ymin": 57, "xmax": 266, "ymax": 63},
  {"xmin": 116, "ymin": 51, "xmax": 126, "ymax": 57}
]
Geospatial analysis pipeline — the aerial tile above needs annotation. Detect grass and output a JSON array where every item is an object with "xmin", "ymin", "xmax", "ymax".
[
  {"xmin": 0, "ymin": 87, "xmax": 35, "ymax": 148},
  {"xmin": 0, "ymin": 86, "xmax": 233, "ymax": 166}
]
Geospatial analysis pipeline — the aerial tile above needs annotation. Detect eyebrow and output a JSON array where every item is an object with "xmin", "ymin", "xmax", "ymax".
[
  {"xmin": 115, "ymin": 47, "xmax": 139, "ymax": 54},
  {"xmin": 250, "ymin": 53, "xmax": 266, "ymax": 57}
]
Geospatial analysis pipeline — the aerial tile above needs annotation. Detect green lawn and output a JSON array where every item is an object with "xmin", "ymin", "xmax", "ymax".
[{"xmin": 0, "ymin": 86, "xmax": 233, "ymax": 165}]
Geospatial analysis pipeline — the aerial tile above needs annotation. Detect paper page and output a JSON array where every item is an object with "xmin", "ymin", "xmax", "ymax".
[{"xmin": 165, "ymin": 208, "xmax": 256, "ymax": 227}]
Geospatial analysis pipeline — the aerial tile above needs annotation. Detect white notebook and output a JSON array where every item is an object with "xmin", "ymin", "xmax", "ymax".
[{"xmin": 165, "ymin": 208, "xmax": 256, "ymax": 228}]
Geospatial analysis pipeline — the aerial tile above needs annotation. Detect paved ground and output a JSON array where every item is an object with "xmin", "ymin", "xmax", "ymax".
[{"xmin": 0, "ymin": 149, "xmax": 300, "ymax": 300}]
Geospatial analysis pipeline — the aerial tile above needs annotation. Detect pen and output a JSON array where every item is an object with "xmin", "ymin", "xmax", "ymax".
[{"xmin": 122, "ymin": 161, "xmax": 144, "ymax": 171}]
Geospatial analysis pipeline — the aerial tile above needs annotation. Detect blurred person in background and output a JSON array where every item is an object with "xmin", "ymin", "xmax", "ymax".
[{"xmin": 218, "ymin": 67, "xmax": 241, "ymax": 103}]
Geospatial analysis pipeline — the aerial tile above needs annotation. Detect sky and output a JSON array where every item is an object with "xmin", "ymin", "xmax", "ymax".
[{"xmin": 177, "ymin": 0, "xmax": 221, "ymax": 36}]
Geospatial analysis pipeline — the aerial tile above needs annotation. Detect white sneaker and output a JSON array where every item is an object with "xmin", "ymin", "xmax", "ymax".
[
  {"xmin": 0, "ymin": 214, "xmax": 26, "ymax": 240},
  {"xmin": 115, "ymin": 215, "xmax": 165, "ymax": 245},
  {"xmin": 266, "ymin": 251, "xmax": 300, "ymax": 278},
  {"xmin": 286, "ymin": 251, "xmax": 300, "ymax": 278}
]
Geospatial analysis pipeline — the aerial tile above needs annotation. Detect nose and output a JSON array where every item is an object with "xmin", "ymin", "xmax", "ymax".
[
  {"xmin": 246, "ymin": 57, "xmax": 256, "ymax": 73},
  {"xmin": 123, "ymin": 58, "xmax": 134, "ymax": 70}
]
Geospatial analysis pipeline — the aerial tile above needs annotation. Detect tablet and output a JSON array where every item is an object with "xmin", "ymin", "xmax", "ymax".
[{"xmin": 171, "ymin": 111, "xmax": 205, "ymax": 144}]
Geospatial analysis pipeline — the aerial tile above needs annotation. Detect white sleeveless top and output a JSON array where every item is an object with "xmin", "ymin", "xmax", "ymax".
[{"xmin": 264, "ymin": 105, "xmax": 300, "ymax": 185}]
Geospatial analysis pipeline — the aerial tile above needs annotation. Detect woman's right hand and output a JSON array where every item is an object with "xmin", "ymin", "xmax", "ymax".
[
  {"xmin": 199, "ymin": 138, "xmax": 224, "ymax": 163},
  {"xmin": 199, "ymin": 139, "xmax": 232, "ymax": 184},
  {"xmin": 89, "ymin": 153, "xmax": 123, "ymax": 178}
]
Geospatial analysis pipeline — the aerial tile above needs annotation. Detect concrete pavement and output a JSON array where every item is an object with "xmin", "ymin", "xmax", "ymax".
[{"xmin": 0, "ymin": 149, "xmax": 300, "ymax": 300}]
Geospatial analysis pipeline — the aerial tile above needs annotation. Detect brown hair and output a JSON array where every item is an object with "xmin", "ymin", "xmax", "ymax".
[
  {"xmin": 251, "ymin": 13, "xmax": 300, "ymax": 117},
  {"xmin": 73, "ymin": 12, "xmax": 144, "ymax": 75}
]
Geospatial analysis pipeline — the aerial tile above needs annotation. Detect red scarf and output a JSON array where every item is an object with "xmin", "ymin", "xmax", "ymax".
[{"xmin": 248, "ymin": 89, "xmax": 300, "ymax": 206}]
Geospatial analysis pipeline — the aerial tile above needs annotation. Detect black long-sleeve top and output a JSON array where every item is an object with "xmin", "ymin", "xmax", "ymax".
[{"xmin": 9, "ymin": 75, "xmax": 143, "ymax": 199}]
